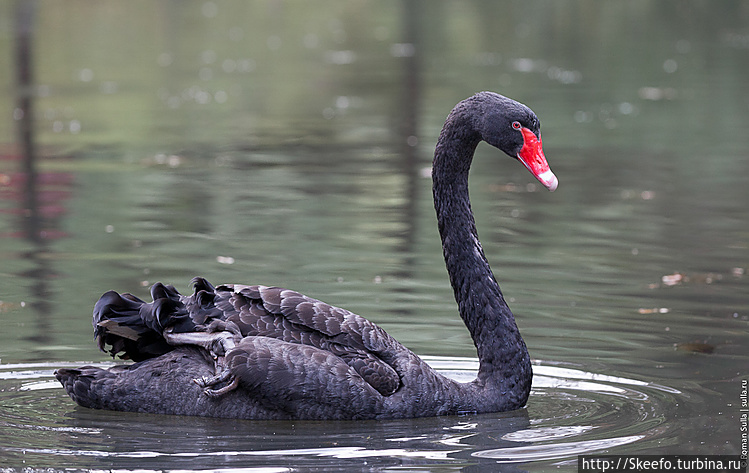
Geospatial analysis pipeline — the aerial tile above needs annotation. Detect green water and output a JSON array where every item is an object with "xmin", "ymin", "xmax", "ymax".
[{"xmin": 0, "ymin": 1, "xmax": 747, "ymax": 471}]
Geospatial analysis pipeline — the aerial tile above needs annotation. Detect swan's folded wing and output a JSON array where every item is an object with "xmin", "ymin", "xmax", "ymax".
[
  {"xmin": 212, "ymin": 283, "xmax": 402, "ymax": 396},
  {"xmin": 224, "ymin": 336, "xmax": 386, "ymax": 419}
]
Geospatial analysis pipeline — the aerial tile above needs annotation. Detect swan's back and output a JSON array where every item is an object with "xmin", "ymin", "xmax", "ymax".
[
  {"xmin": 60, "ymin": 277, "xmax": 456, "ymax": 419},
  {"xmin": 92, "ymin": 277, "xmax": 403, "ymax": 397}
]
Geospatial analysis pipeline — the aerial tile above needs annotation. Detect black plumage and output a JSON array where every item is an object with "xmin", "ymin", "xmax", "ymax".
[{"xmin": 57, "ymin": 92, "xmax": 557, "ymax": 419}]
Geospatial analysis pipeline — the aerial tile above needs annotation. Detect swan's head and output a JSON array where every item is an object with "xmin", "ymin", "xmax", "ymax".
[{"xmin": 472, "ymin": 92, "xmax": 558, "ymax": 192}]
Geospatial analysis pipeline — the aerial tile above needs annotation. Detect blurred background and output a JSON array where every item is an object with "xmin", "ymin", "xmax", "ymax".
[{"xmin": 0, "ymin": 0, "xmax": 747, "ymax": 470}]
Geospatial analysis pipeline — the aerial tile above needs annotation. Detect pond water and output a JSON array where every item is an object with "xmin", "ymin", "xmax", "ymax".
[{"xmin": 1, "ymin": 1, "xmax": 748, "ymax": 471}]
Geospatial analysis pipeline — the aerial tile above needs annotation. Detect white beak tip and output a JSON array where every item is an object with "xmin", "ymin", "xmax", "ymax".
[{"xmin": 537, "ymin": 170, "xmax": 558, "ymax": 192}]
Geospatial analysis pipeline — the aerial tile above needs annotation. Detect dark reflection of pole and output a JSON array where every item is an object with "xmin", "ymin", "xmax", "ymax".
[
  {"xmin": 15, "ymin": 0, "xmax": 39, "ymax": 242},
  {"xmin": 15, "ymin": 0, "xmax": 53, "ymax": 346},
  {"xmin": 391, "ymin": 0, "xmax": 422, "ymax": 285}
]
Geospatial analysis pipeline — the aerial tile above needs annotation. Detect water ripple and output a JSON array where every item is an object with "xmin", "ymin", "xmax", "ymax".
[{"xmin": 0, "ymin": 357, "xmax": 687, "ymax": 470}]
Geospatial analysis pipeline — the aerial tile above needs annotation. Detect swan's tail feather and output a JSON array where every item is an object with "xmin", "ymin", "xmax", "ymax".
[
  {"xmin": 56, "ymin": 366, "xmax": 137, "ymax": 412},
  {"xmin": 93, "ymin": 283, "xmax": 196, "ymax": 361},
  {"xmin": 55, "ymin": 367, "xmax": 108, "ymax": 410}
]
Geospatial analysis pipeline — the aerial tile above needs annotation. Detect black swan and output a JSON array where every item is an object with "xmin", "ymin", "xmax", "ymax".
[{"xmin": 56, "ymin": 92, "xmax": 557, "ymax": 420}]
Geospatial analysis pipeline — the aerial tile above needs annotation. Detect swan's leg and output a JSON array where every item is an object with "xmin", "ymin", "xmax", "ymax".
[
  {"xmin": 163, "ymin": 328, "xmax": 239, "ymax": 392},
  {"xmin": 163, "ymin": 327, "xmax": 237, "ymax": 357}
]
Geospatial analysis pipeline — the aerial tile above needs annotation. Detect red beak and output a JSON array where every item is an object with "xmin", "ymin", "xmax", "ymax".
[{"xmin": 517, "ymin": 127, "xmax": 558, "ymax": 191}]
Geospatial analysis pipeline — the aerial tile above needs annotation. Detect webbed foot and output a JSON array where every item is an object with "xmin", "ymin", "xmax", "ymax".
[
  {"xmin": 204, "ymin": 376, "xmax": 240, "ymax": 398},
  {"xmin": 193, "ymin": 369, "xmax": 239, "ymax": 397}
]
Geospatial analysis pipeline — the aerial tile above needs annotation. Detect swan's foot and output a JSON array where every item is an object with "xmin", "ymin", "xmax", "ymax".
[
  {"xmin": 204, "ymin": 376, "xmax": 240, "ymax": 398},
  {"xmin": 193, "ymin": 369, "xmax": 239, "ymax": 398},
  {"xmin": 194, "ymin": 369, "xmax": 231, "ymax": 388}
]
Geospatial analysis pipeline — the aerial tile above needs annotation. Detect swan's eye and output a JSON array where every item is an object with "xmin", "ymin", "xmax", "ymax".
[{"xmin": 512, "ymin": 121, "xmax": 521, "ymax": 130}]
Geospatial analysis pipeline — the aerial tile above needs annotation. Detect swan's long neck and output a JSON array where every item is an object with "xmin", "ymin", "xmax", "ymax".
[{"xmin": 432, "ymin": 112, "xmax": 531, "ymax": 394}]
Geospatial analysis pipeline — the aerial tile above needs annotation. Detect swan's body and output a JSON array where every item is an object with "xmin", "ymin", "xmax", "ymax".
[{"xmin": 57, "ymin": 92, "xmax": 557, "ymax": 420}]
